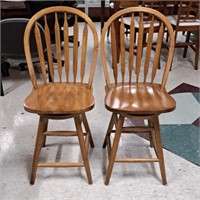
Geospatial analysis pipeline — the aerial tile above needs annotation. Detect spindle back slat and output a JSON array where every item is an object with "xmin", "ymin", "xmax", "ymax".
[
  {"xmin": 80, "ymin": 23, "xmax": 88, "ymax": 83},
  {"xmin": 34, "ymin": 23, "xmax": 47, "ymax": 83},
  {"xmin": 151, "ymin": 22, "xmax": 164, "ymax": 83},
  {"xmin": 120, "ymin": 16, "xmax": 126, "ymax": 84},
  {"xmin": 143, "ymin": 16, "xmax": 154, "ymax": 83},
  {"xmin": 63, "ymin": 12, "xmax": 70, "ymax": 82},
  {"xmin": 24, "ymin": 6, "xmax": 98, "ymax": 89},
  {"xmin": 128, "ymin": 14, "xmax": 135, "ymax": 84},
  {"xmin": 135, "ymin": 13, "xmax": 144, "ymax": 83},
  {"xmin": 111, "ymin": 23, "xmax": 118, "ymax": 85},
  {"xmin": 73, "ymin": 15, "xmax": 79, "ymax": 83},
  {"xmin": 44, "ymin": 15, "xmax": 54, "ymax": 82},
  {"xmin": 54, "ymin": 12, "xmax": 62, "ymax": 82}
]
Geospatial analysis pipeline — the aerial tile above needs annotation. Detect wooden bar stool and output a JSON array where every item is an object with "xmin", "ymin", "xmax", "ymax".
[
  {"xmin": 23, "ymin": 6, "xmax": 98, "ymax": 184},
  {"xmin": 100, "ymin": 7, "xmax": 176, "ymax": 185}
]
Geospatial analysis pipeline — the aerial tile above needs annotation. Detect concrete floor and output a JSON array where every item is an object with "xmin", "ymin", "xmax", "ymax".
[{"xmin": 1, "ymin": 22, "xmax": 200, "ymax": 200}]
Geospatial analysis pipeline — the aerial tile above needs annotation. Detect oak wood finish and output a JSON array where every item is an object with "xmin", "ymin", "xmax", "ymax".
[
  {"xmin": 100, "ymin": 7, "xmax": 176, "ymax": 185},
  {"xmin": 166, "ymin": 0, "xmax": 200, "ymax": 70},
  {"xmin": 23, "ymin": 6, "xmax": 98, "ymax": 185}
]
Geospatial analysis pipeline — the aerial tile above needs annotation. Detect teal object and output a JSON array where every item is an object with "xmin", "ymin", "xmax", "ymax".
[{"xmin": 161, "ymin": 124, "xmax": 200, "ymax": 166}]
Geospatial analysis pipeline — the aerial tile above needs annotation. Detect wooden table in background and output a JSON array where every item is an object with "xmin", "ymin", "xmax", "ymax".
[{"xmin": 1, "ymin": 0, "xmax": 27, "ymax": 19}]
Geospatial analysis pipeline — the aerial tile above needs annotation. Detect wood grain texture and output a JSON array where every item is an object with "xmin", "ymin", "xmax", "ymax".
[
  {"xmin": 104, "ymin": 83, "xmax": 176, "ymax": 114},
  {"xmin": 24, "ymin": 83, "xmax": 94, "ymax": 114}
]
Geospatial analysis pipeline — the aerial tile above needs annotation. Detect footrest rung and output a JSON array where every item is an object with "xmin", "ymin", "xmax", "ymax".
[
  {"xmin": 44, "ymin": 131, "xmax": 78, "ymax": 136},
  {"xmin": 115, "ymin": 158, "xmax": 159, "ymax": 163},
  {"xmin": 37, "ymin": 162, "xmax": 84, "ymax": 167}
]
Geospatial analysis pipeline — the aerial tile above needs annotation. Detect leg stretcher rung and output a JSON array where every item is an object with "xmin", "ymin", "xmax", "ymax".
[
  {"xmin": 37, "ymin": 162, "xmax": 84, "ymax": 167},
  {"xmin": 115, "ymin": 158, "xmax": 159, "ymax": 163}
]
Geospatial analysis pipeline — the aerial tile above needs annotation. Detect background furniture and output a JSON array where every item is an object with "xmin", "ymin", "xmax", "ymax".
[
  {"xmin": 107, "ymin": 1, "xmax": 139, "ymax": 36},
  {"xmin": 23, "ymin": 6, "xmax": 98, "ymax": 184},
  {"xmin": 121, "ymin": 1, "xmax": 176, "ymax": 68},
  {"xmin": 25, "ymin": 1, "xmax": 78, "ymax": 66},
  {"xmin": 25, "ymin": 1, "xmax": 78, "ymax": 44},
  {"xmin": 1, "ymin": 0, "xmax": 28, "ymax": 19},
  {"xmin": 104, "ymin": 1, "xmax": 177, "ymax": 64},
  {"xmin": 166, "ymin": 0, "xmax": 200, "ymax": 70},
  {"xmin": 101, "ymin": 0, "xmax": 106, "ymax": 30},
  {"xmin": 183, "ymin": 31, "xmax": 199, "ymax": 69},
  {"xmin": 121, "ymin": 1, "xmax": 170, "ymax": 44},
  {"xmin": 100, "ymin": 7, "xmax": 176, "ymax": 185},
  {"xmin": 1, "ymin": 1, "xmax": 28, "ymax": 80},
  {"xmin": 0, "ymin": 18, "xmax": 45, "ymax": 96},
  {"xmin": 101, "ymin": 1, "xmax": 175, "ymax": 30}
]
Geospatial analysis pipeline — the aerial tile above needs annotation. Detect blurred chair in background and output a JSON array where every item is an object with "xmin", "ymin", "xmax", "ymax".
[
  {"xmin": 166, "ymin": 0, "xmax": 200, "ymax": 70},
  {"xmin": 25, "ymin": 1, "xmax": 78, "ymax": 44},
  {"xmin": 0, "ymin": 18, "xmax": 45, "ymax": 96}
]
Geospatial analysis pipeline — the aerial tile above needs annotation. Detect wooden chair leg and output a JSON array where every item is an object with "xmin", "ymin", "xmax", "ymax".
[
  {"xmin": 74, "ymin": 115, "xmax": 93, "ymax": 184},
  {"xmin": 42, "ymin": 119, "xmax": 49, "ymax": 147},
  {"xmin": 183, "ymin": 31, "xmax": 199, "ymax": 70},
  {"xmin": 1, "ymin": 79, "xmax": 4, "ymax": 96},
  {"xmin": 103, "ymin": 113, "xmax": 117, "ymax": 148},
  {"xmin": 30, "ymin": 116, "xmax": 48, "ymax": 185},
  {"xmin": 82, "ymin": 113, "xmax": 94, "ymax": 148},
  {"xmin": 148, "ymin": 119, "xmax": 154, "ymax": 148},
  {"xmin": 183, "ymin": 31, "xmax": 190, "ymax": 58},
  {"xmin": 152, "ymin": 115, "xmax": 167, "ymax": 185},
  {"xmin": 194, "ymin": 43, "xmax": 199, "ymax": 70},
  {"xmin": 104, "ymin": 115, "xmax": 124, "ymax": 185}
]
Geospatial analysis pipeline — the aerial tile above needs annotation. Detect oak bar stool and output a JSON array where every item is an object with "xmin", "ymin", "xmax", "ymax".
[
  {"xmin": 23, "ymin": 6, "xmax": 98, "ymax": 184},
  {"xmin": 100, "ymin": 7, "xmax": 176, "ymax": 185}
]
